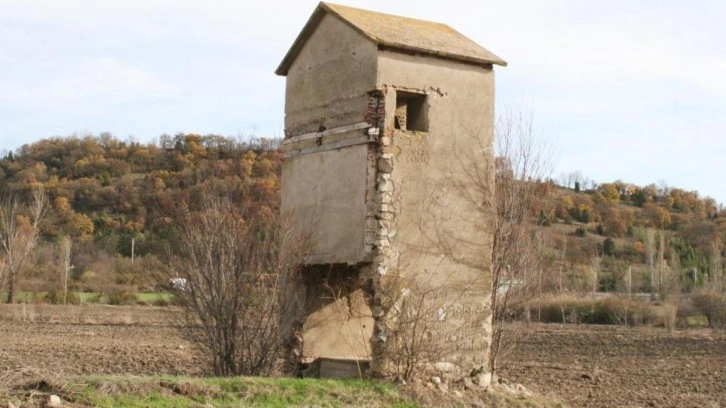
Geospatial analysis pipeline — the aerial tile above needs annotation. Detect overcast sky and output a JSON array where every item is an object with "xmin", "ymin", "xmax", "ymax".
[{"xmin": 1, "ymin": 0, "xmax": 724, "ymax": 203}]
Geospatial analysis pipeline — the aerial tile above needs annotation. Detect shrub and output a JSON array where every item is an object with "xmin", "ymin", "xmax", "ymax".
[
  {"xmin": 107, "ymin": 290, "xmax": 139, "ymax": 306},
  {"xmin": 539, "ymin": 209, "xmax": 552, "ymax": 226},
  {"xmin": 596, "ymin": 224, "xmax": 605, "ymax": 235},
  {"xmin": 575, "ymin": 226, "xmax": 587, "ymax": 237},
  {"xmin": 603, "ymin": 237, "xmax": 616, "ymax": 256},
  {"xmin": 523, "ymin": 295, "xmax": 662, "ymax": 326},
  {"xmin": 153, "ymin": 297, "xmax": 171, "ymax": 306},
  {"xmin": 600, "ymin": 296, "xmax": 657, "ymax": 326},
  {"xmin": 522, "ymin": 295, "xmax": 602, "ymax": 324},
  {"xmin": 691, "ymin": 289, "xmax": 726, "ymax": 328},
  {"xmin": 42, "ymin": 289, "xmax": 79, "ymax": 305},
  {"xmin": 660, "ymin": 302, "xmax": 678, "ymax": 331},
  {"xmin": 164, "ymin": 194, "xmax": 304, "ymax": 377}
]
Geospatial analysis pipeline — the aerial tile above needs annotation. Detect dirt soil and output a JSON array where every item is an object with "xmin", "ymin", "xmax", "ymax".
[
  {"xmin": 0, "ymin": 304, "xmax": 205, "ymax": 381},
  {"xmin": 1, "ymin": 304, "xmax": 724, "ymax": 407},
  {"xmin": 499, "ymin": 322, "xmax": 726, "ymax": 408}
]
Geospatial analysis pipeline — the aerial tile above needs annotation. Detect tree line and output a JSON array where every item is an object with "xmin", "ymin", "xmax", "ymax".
[
  {"xmin": 0, "ymin": 133, "xmax": 282, "ymax": 297},
  {"xmin": 1, "ymin": 132, "xmax": 724, "ymax": 299}
]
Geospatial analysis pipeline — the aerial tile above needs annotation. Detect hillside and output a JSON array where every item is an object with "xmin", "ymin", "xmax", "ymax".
[
  {"xmin": 532, "ymin": 181, "xmax": 725, "ymax": 295},
  {"xmin": 0, "ymin": 134, "xmax": 282, "ymax": 294},
  {"xmin": 0, "ymin": 133, "xmax": 724, "ymax": 297}
]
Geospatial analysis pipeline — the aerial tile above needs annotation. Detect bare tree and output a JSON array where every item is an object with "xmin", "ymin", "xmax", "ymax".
[
  {"xmin": 165, "ymin": 193, "xmax": 304, "ymax": 376},
  {"xmin": 489, "ymin": 107, "xmax": 554, "ymax": 374},
  {"xmin": 0, "ymin": 189, "xmax": 46, "ymax": 304},
  {"xmin": 59, "ymin": 236, "xmax": 72, "ymax": 305},
  {"xmin": 657, "ymin": 230, "xmax": 666, "ymax": 296},
  {"xmin": 645, "ymin": 228, "xmax": 655, "ymax": 293},
  {"xmin": 710, "ymin": 241, "xmax": 723, "ymax": 292}
]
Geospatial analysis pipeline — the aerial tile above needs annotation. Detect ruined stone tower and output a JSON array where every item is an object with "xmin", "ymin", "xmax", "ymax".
[{"xmin": 276, "ymin": 2, "xmax": 506, "ymax": 378}]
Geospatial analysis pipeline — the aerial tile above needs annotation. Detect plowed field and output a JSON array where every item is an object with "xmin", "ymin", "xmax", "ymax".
[
  {"xmin": 1, "ymin": 304, "xmax": 724, "ymax": 407},
  {"xmin": 499, "ymin": 323, "xmax": 726, "ymax": 408}
]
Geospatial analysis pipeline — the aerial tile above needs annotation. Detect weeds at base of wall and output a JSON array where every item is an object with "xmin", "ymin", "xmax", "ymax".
[{"xmin": 374, "ymin": 268, "xmax": 488, "ymax": 382}]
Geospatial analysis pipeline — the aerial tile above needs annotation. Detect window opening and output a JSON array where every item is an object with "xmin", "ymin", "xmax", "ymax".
[{"xmin": 394, "ymin": 91, "xmax": 428, "ymax": 132}]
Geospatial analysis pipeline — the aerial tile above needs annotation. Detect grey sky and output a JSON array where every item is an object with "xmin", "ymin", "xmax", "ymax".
[{"xmin": 1, "ymin": 0, "xmax": 724, "ymax": 203}]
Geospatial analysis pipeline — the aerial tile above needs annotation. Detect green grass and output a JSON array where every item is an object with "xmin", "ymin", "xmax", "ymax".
[
  {"xmin": 49, "ymin": 375, "xmax": 418, "ymax": 408},
  {"xmin": 2, "ymin": 374, "xmax": 565, "ymax": 407},
  {"xmin": 685, "ymin": 315, "xmax": 709, "ymax": 327}
]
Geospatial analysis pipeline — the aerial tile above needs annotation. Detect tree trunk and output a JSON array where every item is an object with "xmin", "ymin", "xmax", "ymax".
[{"xmin": 6, "ymin": 272, "xmax": 16, "ymax": 304}]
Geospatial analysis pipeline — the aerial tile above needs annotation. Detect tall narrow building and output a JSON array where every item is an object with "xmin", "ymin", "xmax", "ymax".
[{"xmin": 276, "ymin": 2, "xmax": 506, "ymax": 379}]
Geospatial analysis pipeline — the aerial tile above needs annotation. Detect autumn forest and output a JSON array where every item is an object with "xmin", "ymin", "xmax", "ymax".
[{"xmin": 0, "ymin": 133, "xmax": 724, "ymax": 307}]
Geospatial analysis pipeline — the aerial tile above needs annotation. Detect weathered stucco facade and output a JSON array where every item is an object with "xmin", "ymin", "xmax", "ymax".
[{"xmin": 277, "ymin": 2, "xmax": 505, "ymax": 379}]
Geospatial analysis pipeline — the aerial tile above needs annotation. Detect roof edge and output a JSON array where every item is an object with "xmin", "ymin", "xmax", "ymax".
[
  {"xmin": 379, "ymin": 42, "xmax": 507, "ymax": 67},
  {"xmin": 276, "ymin": 2, "xmax": 507, "ymax": 76},
  {"xmin": 319, "ymin": 2, "xmax": 382, "ymax": 44},
  {"xmin": 378, "ymin": 44, "xmax": 506, "ymax": 68},
  {"xmin": 275, "ymin": 4, "xmax": 327, "ymax": 76}
]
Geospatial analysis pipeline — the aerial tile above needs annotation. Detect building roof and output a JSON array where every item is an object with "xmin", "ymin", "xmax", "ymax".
[{"xmin": 275, "ymin": 2, "xmax": 506, "ymax": 76}]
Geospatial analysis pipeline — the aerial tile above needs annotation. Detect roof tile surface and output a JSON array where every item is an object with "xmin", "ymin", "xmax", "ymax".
[
  {"xmin": 324, "ymin": 2, "xmax": 506, "ymax": 67},
  {"xmin": 276, "ymin": 2, "xmax": 506, "ymax": 75}
]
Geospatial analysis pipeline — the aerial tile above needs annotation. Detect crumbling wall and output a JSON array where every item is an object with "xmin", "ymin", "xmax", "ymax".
[{"xmin": 298, "ymin": 264, "xmax": 374, "ymax": 361}]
